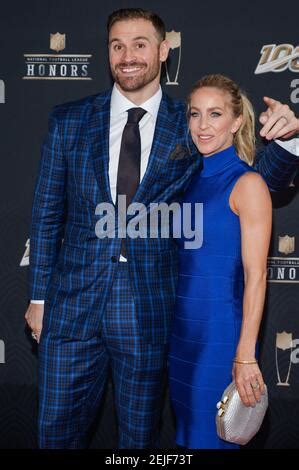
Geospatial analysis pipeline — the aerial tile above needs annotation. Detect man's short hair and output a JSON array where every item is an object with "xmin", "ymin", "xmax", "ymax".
[{"xmin": 107, "ymin": 8, "xmax": 166, "ymax": 42}]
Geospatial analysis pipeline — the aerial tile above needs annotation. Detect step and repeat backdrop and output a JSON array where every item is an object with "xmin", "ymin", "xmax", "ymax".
[{"xmin": 0, "ymin": 0, "xmax": 298, "ymax": 449}]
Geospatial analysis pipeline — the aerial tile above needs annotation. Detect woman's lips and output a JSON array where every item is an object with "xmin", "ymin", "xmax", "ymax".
[{"xmin": 197, "ymin": 135, "xmax": 214, "ymax": 142}]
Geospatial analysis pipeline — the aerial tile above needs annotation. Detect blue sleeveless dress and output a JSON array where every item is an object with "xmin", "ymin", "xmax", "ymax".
[{"xmin": 169, "ymin": 145, "xmax": 256, "ymax": 449}]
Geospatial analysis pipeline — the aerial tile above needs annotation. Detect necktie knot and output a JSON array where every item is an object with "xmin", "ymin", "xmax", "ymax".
[{"xmin": 127, "ymin": 107, "xmax": 147, "ymax": 124}]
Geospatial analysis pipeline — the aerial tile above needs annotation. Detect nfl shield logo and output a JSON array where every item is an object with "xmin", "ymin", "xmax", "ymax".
[
  {"xmin": 50, "ymin": 33, "xmax": 66, "ymax": 52},
  {"xmin": 278, "ymin": 235, "xmax": 295, "ymax": 255}
]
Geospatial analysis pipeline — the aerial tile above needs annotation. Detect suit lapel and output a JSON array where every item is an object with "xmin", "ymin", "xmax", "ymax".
[
  {"xmin": 132, "ymin": 93, "xmax": 178, "ymax": 206},
  {"xmin": 87, "ymin": 90, "xmax": 114, "ymax": 205}
]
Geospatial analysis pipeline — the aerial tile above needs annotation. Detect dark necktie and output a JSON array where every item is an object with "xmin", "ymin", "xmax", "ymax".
[{"xmin": 116, "ymin": 107, "xmax": 147, "ymax": 257}]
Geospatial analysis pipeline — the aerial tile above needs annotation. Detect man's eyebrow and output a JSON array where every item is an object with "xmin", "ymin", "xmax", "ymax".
[
  {"xmin": 133, "ymin": 36, "xmax": 150, "ymax": 42},
  {"xmin": 109, "ymin": 36, "xmax": 150, "ymax": 45}
]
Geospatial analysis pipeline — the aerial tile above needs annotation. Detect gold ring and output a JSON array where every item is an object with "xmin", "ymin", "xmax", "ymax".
[
  {"xmin": 280, "ymin": 116, "xmax": 288, "ymax": 124},
  {"xmin": 251, "ymin": 381, "xmax": 260, "ymax": 390}
]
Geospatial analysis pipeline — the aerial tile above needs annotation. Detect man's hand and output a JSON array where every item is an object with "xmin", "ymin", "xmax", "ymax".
[
  {"xmin": 25, "ymin": 303, "xmax": 44, "ymax": 343},
  {"xmin": 259, "ymin": 96, "xmax": 299, "ymax": 140}
]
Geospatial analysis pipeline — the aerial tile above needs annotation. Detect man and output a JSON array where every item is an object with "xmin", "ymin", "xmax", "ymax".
[{"xmin": 25, "ymin": 8, "xmax": 299, "ymax": 448}]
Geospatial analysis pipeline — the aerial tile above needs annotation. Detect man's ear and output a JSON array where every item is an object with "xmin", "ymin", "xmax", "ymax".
[{"xmin": 159, "ymin": 39, "xmax": 170, "ymax": 63}]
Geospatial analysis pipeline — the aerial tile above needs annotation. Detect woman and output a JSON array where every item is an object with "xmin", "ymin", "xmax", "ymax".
[{"xmin": 169, "ymin": 74, "xmax": 272, "ymax": 449}]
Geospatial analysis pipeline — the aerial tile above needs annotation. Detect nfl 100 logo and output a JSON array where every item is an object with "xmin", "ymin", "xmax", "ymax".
[{"xmin": 255, "ymin": 44, "xmax": 299, "ymax": 104}]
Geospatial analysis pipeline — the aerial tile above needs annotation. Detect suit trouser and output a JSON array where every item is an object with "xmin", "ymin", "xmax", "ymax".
[{"xmin": 37, "ymin": 262, "xmax": 167, "ymax": 448}]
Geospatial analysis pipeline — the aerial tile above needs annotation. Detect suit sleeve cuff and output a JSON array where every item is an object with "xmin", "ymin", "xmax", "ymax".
[{"xmin": 275, "ymin": 138, "xmax": 299, "ymax": 157}]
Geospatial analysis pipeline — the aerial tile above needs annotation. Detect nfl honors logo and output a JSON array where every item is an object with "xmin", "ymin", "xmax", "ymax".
[
  {"xmin": 23, "ymin": 33, "xmax": 92, "ymax": 80},
  {"xmin": 267, "ymin": 235, "xmax": 299, "ymax": 283}
]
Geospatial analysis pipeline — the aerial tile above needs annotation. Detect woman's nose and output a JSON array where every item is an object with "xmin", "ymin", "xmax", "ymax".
[{"xmin": 198, "ymin": 117, "xmax": 209, "ymax": 129}]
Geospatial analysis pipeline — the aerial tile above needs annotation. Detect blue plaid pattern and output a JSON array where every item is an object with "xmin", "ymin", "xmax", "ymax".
[{"xmin": 38, "ymin": 263, "xmax": 167, "ymax": 449}]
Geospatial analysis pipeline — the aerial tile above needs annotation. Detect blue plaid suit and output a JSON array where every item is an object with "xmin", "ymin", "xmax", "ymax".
[{"xmin": 29, "ymin": 89, "xmax": 298, "ymax": 448}]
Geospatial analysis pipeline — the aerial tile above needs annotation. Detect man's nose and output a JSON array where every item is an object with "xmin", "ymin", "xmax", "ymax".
[{"xmin": 122, "ymin": 47, "xmax": 137, "ymax": 63}]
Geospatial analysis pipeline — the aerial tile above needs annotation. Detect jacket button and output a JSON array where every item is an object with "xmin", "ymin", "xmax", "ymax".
[{"xmin": 111, "ymin": 256, "xmax": 118, "ymax": 263}]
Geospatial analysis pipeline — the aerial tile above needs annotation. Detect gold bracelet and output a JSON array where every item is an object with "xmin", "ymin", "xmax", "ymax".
[{"xmin": 233, "ymin": 358, "xmax": 257, "ymax": 364}]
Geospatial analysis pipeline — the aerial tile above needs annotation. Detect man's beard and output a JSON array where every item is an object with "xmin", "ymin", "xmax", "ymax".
[{"xmin": 111, "ymin": 58, "xmax": 160, "ymax": 92}]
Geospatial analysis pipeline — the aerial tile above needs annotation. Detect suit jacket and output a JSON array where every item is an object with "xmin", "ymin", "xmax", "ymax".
[
  {"xmin": 29, "ymin": 89, "xmax": 298, "ymax": 343},
  {"xmin": 29, "ymin": 90, "xmax": 201, "ymax": 342}
]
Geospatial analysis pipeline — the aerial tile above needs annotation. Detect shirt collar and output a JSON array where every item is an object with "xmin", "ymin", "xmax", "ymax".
[{"xmin": 110, "ymin": 83, "xmax": 162, "ymax": 121}]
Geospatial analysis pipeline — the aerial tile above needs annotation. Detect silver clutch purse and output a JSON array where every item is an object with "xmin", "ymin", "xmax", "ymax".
[{"xmin": 216, "ymin": 381, "xmax": 268, "ymax": 445}]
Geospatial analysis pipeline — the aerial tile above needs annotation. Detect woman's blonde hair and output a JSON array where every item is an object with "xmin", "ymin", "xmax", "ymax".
[{"xmin": 187, "ymin": 74, "xmax": 256, "ymax": 165}]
